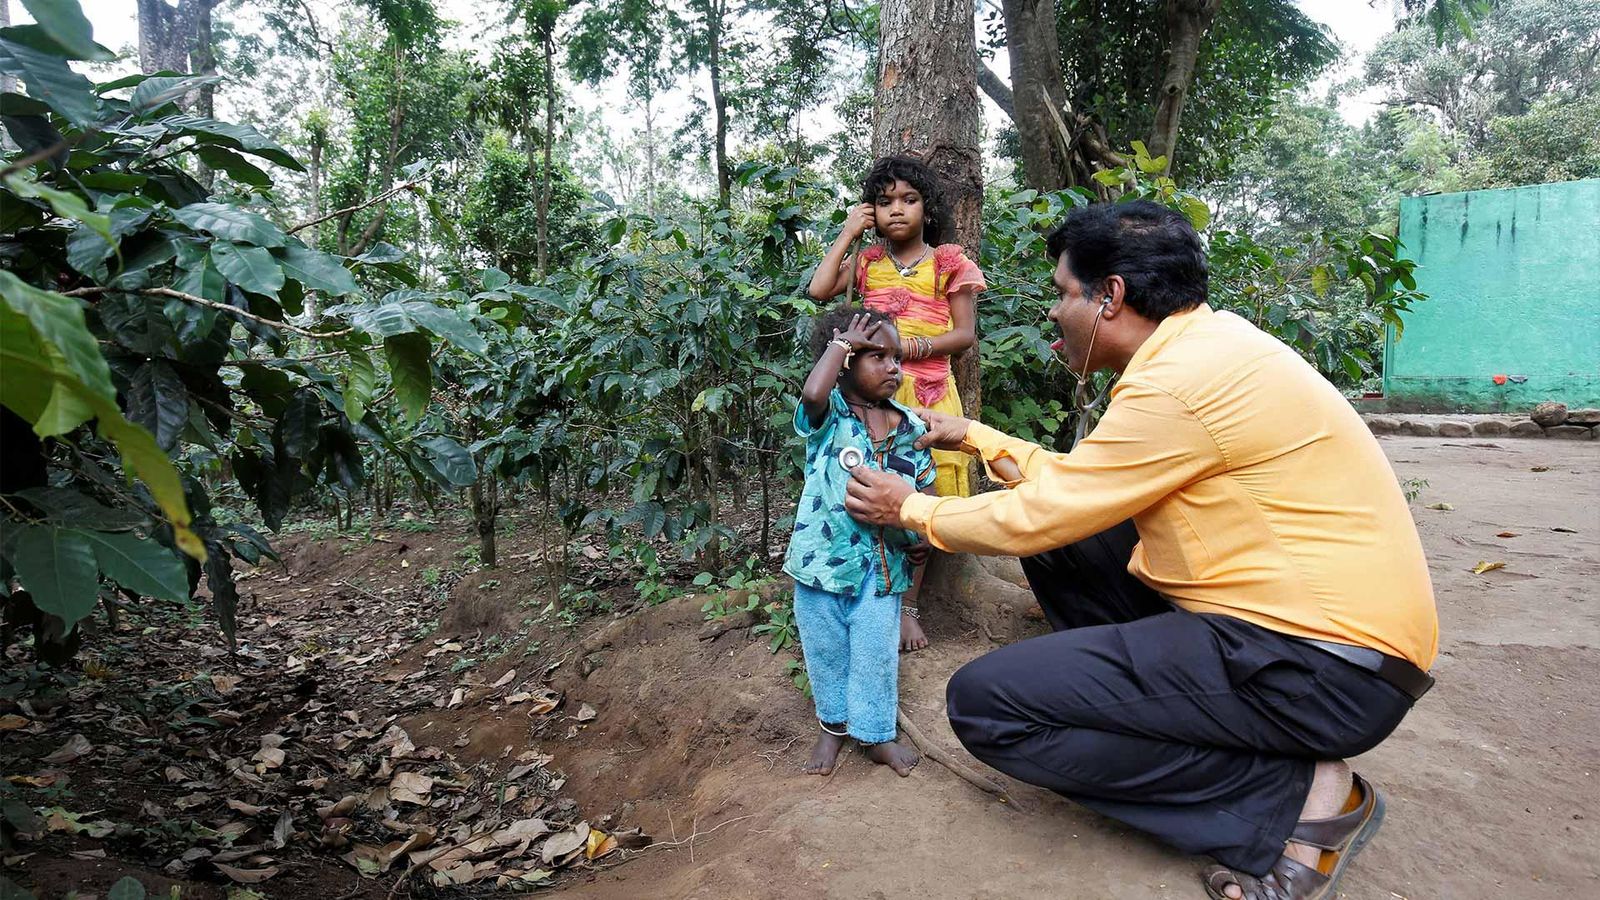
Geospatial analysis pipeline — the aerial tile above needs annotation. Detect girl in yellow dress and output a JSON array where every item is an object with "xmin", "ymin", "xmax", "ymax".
[{"xmin": 807, "ymin": 155, "xmax": 988, "ymax": 651}]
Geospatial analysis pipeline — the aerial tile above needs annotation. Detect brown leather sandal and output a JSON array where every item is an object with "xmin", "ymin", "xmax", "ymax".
[{"xmin": 1200, "ymin": 772, "xmax": 1387, "ymax": 900}]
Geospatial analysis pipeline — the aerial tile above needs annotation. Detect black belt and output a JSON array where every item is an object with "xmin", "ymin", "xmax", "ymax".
[{"xmin": 1293, "ymin": 637, "xmax": 1435, "ymax": 701}]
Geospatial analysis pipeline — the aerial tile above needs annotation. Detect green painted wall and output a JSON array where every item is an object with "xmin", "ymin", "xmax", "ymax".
[{"xmin": 1385, "ymin": 179, "xmax": 1600, "ymax": 412}]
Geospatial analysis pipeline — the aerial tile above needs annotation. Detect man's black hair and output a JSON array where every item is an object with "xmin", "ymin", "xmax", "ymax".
[
  {"xmin": 1045, "ymin": 200, "xmax": 1208, "ymax": 320},
  {"xmin": 808, "ymin": 304, "xmax": 896, "ymax": 361},
  {"xmin": 861, "ymin": 155, "xmax": 950, "ymax": 245}
]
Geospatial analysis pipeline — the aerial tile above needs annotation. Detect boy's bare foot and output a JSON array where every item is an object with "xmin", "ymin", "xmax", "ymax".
[
  {"xmin": 900, "ymin": 611, "xmax": 928, "ymax": 652},
  {"xmin": 804, "ymin": 725, "xmax": 847, "ymax": 775},
  {"xmin": 863, "ymin": 739, "xmax": 919, "ymax": 776}
]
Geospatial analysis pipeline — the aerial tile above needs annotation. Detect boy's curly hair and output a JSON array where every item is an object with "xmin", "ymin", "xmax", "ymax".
[
  {"xmin": 808, "ymin": 304, "xmax": 896, "ymax": 362},
  {"xmin": 861, "ymin": 155, "xmax": 950, "ymax": 245}
]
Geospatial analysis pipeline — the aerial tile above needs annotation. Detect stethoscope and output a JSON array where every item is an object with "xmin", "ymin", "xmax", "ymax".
[{"xmin": 1063, "ymin": 295, "xmax": 1116, "ymax": 445}]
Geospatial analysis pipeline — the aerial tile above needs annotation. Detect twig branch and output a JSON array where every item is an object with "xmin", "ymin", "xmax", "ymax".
[
  {"xmin": 63, "ymin": 286, "xmax": 354, "ymax": 339},
  {"xmin": 896, "ymin": 707, "xmax": 1019, "ymax": 808},
  {"xmin": 290, "ymin": 177, "xmax": 424, "ymax": 235}
]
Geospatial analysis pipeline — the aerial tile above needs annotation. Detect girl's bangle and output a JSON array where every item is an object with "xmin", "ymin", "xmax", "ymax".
[{"xmin": 829, "ymin": 338, "xmax": 852, "ymax": 353}]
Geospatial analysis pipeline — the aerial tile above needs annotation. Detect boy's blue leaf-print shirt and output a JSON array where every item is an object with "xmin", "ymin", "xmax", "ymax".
[{"xmin": 783, "ymin": 388, "xmax": 937, "ymax": 596}]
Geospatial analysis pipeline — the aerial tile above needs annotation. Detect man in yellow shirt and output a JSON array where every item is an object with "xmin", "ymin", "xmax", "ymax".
[{"xmin": 844, "ymin": 201, "xmax": 1438, "ymax": 900}]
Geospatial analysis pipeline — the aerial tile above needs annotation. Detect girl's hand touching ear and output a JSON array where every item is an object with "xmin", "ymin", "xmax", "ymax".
[{"xmin": 844, "ymin": 203, "xmax": 877, "ymax": 241}]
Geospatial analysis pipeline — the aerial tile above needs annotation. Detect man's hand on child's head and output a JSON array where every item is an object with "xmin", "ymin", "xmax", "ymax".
[
  {"xmin": 844, "ymin": 465, "xmax": 914, "ymax": 529},
  {"xmin": 912, "ymin": 408, "xmax": 972, "ymax": 452}
]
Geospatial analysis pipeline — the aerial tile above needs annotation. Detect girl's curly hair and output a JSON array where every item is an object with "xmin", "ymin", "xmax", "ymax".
[
  {"xmin": 861, "ymin": 155, "xmax": 950, "ymax": 245},
  {"xmin": 808, "ymin": 304, "xmax": 896, "ymax": 362}
]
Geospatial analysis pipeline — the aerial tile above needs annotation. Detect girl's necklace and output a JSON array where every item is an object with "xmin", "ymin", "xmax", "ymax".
[{"xmin": 886, "ymin": 244, "xmax": 929, "ymax": 278}]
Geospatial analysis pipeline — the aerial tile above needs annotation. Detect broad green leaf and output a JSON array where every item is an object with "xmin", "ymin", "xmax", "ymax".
[
  {"xmin": 173, "ymin": 202, "xmax": 286, "ymax": 247},
  {"xmin": 124, "ymin": 360, "xmax": 188, "ymax": 450},
  {"xmin": 1177, "ymin": 195, "xmax": 1210, "ymax": 231},
  {"xmin": 403, "ymin": 302, "xmax": 487, "ymax": 355},
  {"xmin": 415, "ymin": 434, "xmax": 477, "ymax": 487},
  {"xmin": 276, "ymin": 389, "xmax": 320, "ymax": 459},
  {"xmin": 19, "ymin": 0, "xmax": 104, "ymax": 61},
  {"xmin": 384, "ymin": 332, "xmax": 431, "ymax": 425},
  {"xmin": 193, "ymin": 143, "xmax": 271, "ymax": 188},
  {"xmin": 0, "ymin": 874, "xmax": 40, "ymax": 900},
  {"xmin": 128, "ymin": 74, "xmax": 217, "ymax": 113},
  {"xmin": 0, "ymin": 282, "xmax": 200, "ymax": 559},
  {"xmin": 158, "ymin": 114, "xmax": 304, "ymax": 171},
  {"xmin": 0, "ymin": 35, "xmax": 97, "ymax": 124},
  {"xmin": 204, "ymin": 544, "xmax": 238, "ymax": 646},
  {"xmin": 98, "ymin": 291, "xmax": 177, "ymax": 356},
  {"xmin": 211, "ymin": 241, "xmax": 284, "ymax": 296},
  {"xmin": 16, "ymin": 486, "xmax": 146, "ymax": 530},
  {"xmin": 0, "ymin": 269, "xmax": 113, "ymax": 399},
  {"xmin": 479, "ymin": 267, "xmax": 510, "ymax": 291},
  {"xmin": 1310, "ymin": 265, "xmax": 1331, "ymax": 299},
  {"xmin": 3, "ymin": 171, "xmax": 110, "ymax": 242},
  {"xmin": 11, "ymin": 525, "xmax": 99, "ymax": 628},
  {"xmin": 79, "ymin": 529, "xmax": 186, "ymax": 601},
  {"xmin": 110, "ymin": 232, "xmax": 176, "ymax": 289},
  {"xmin": 276, "ymin": 244, "xmax": 358, "ymax": 296},
  {"xmin": 106, "ymin": 876, "xmax": 145, "ymax": 900},
  {"xmin": 343, "ymin": 348, "xmax": 376, "ymax": 424}
]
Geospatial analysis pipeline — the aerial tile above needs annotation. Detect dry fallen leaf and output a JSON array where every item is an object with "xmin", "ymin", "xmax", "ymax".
[
  {"xmin": 1530, "ymin": 466, "xmax": 1549, "ymax": 472},
  {"xmin": 541, "ymin": 823, "xmax": 590, "ymax": 864},
  {"xmin": 1425, "ymin": 502, "xmax": 1454, "ymax": 511},
  {"xmin": 585, "ymin": 827, "xmax": 618, "ymax": 860},
  {"xmin": 42, "ymin": 734, "xmax": 92, "ymax": 765},
  {"xmin": 1471, "ymin": 561, "xmax": 1506, "ymax": 575},
  {"xmin": 1495, "ymin": 531, "xmax": 1519, "ymax": 538},
  {"xmin": 492, "ymin": 669, "xmax": 517, "ymax": 689},
  {"xmin": 0, "ymin": 715, "xmax": 30, "ymax": 731},
  {"xmin": 227, "ymin": 799, "xmax": 269, "ymax": 816},
  {"xmin": 389, "ymin": 771, "xmax": 435, "ymax": 805},
  {"xmin": 211, "ymin": 674, "xmax": 243, "ymax": 694},
  {"xmin": 576, "ymin": 703, "xmax": 597, "ymax": 723}
]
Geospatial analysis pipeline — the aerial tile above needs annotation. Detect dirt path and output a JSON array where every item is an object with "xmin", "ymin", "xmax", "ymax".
[{"xmin": 561, "ymin": 437, "xmax": 1600, "ymax": 900}]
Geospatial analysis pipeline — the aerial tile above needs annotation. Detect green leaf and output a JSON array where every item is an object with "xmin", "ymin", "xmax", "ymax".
[
  {"xmin": 479, "ymin": 267, "xmax": 510, "ymax": 291},
  {"xmin": 0, "ymin": 35, "xmax": 97, "ymax": 124},
  {"xmin": 157, "ymin": 114, "xmax": 304, "ymax": 171},
  {"xmin": 129, "ymin": 74, "xmax": 217, "ymax": 113},
  {"xmin": 1310, "ymin": 265, "xmax": 1331, "ymax": 299},
  {"xmin": 79, "ymin": 529, "xmax": 186, "ymax": 601},
  {"xmin": 1177, "ymin": 195, "xmax": 1210, "ymax": 231},
  {"xmin": 15, "ymin": 486, "xmax": 146, "ymax": 530},
  {"xmin": 0, "ymin": 270, "xmax": 113, "ymax": 400},
  {"xmin": 3, "ymin": 171, "xmax": 110, "ymax": 242},
  {"xmin": 20, "ymin": 0, "xmax": 104, "ymax": 61},
  {"xmin": 426, "ymin": 194, "xmax": 458, "ymax": 246},
  {"xmin": 384, "ymin": 332, "xmax": 431, "ymax": 425},
  {"xmin": 0, "ymin": 874, "xmax": 40, "ymax": 900},
  {"xmin": 415, "ymin": 434, "xmax": 477, "ymax": 487},
  {"xmin": 343, "ymin": 348, "xmax": 376, "ymax": 424},
  {"xmin": 124, "ymin": 360, "xmax": 188, "ymax": 451},
  {"xmin": 106, "ymin": 876, "xmax": 146, "ymax": 900},
  {"xmin": 211, "ymin": 241, "xmax": 284, "ymax": 297},
  {"xmin": 204, "ymin": 543, "xmax": 238, "ymax": 647},
  {"xmin": 172, "ymin": 202, "xmax": 286, "ymax": 247},
  {"xmin": 403, "ymin": 302, "xmax": 487, "ymax": 355},
  {"xmin": 99, "ymin": 291, "xmax": 177, "ymax": 356},
  {"xmin": 276, "ymin": 389, "xmax": 320, "ymax": 459},
  {"xmin": 276, "ymin": 244, "xmax": 358, "ymax": 296},
  {"xmin": 11, "ymin": 525, "xmax": 99, "ymax": 629},
  {"xmin": 193, "ymin": 144, "xmax": 271, "ymax": 188}
]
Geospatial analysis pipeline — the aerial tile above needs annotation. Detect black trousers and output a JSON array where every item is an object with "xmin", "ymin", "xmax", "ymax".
[{"xmin": 945, "ymin": 521, "xmax": 1416, "ymax": 876}]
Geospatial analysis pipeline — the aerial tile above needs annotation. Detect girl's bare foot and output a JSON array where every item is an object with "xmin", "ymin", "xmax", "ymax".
[
  {"xmin": 863, "ymin": 739, "xmax": 919, "ymax": 776},
  {"xmin": 804, "ymin": 725, "xmax": 847, "ymax": 775},
  {"xmin": 900, "ymin": 611, "xmax": 928, "ymax": 652}
]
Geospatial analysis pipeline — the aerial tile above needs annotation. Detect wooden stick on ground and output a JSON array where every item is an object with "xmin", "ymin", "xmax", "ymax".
[{"xmin": 896, "ymin": 707, "xmax": 1019, "ymax": 808}]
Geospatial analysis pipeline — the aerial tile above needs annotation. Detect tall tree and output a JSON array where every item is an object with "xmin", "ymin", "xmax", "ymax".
[
  {"xmin": 874, "ymin": 0, "xmax": 984, "ymax": 416},
  {"xmin": 569, "ymin": 0, "xmax": 678, "ymax": 213},
  {"xmin": 989, "ymin": 0, "xmax": 1336, "ymax": 188}
]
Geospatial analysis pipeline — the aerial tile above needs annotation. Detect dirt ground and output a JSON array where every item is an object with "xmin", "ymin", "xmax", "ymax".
[
  {"xmin": 5, "ymin": 437, "xmax": 1596, "ymax": 899},
  {"xmin": 555, "ymin": 436, "xmax": 1600, "ymax": 900}
]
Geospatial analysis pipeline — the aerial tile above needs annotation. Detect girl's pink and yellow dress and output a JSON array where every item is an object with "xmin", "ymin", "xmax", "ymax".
[{"xmin": 856, "ymin": 243, "xmax": 986, "ymax": 497}]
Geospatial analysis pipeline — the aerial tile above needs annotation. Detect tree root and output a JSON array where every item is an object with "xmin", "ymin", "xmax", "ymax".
[{"xmin": 896, "ymin": 707, "xmax": 1020, "ymax": 810}]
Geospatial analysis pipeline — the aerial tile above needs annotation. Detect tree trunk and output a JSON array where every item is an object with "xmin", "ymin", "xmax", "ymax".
[
  {"xmin": 874, "ymin": 0, "xmax": 984, "ymax": 418},
  {"xmin": 999, "ymin": 0, "xmax": 1073, "ymax": 190},
  {"xmin": 708, "ymin": 0, "xmax": 731, "ymax": 208},
  {"xmin": 537, "ymin": 21, "xmax": 556, "ymax": 274},
  {"xmin": 1147, "ymin": 0, "xmax": 1219, "ymax": 170},
  {"xmin": 470, "ymin": 475, "xmax": 499, "ymax": 568}
]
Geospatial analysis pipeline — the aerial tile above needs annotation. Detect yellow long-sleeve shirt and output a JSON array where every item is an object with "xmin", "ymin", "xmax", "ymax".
[{"xmin": 900, "ymin": 304, "xmax": 1439, "ymax": 669}]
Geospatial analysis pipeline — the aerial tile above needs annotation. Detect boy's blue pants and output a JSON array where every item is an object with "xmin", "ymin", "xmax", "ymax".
[{"xmin": 792, "ymin": 561, "xmax": 900, "ymax": 743}]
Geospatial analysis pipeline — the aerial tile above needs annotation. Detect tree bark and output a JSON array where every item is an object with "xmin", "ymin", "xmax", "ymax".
[
  {"xmin": 999, "ymin": 0, "xmax": 1073, "ymax": 190},
  {"xmin": 874, "ymin": 0, "xmax": 984, "ymax": 418},
  {"xmin": 537, "ymin": 20, "xmax": 556, "ymax": 274},
  {"xmin": 976, "ymin": 59, "xmax": 1014, "ymax": 119},
  {"xmin": 1147, "ymin": 0, "xmax": 1218, "ymax": 170},
  {"xmin": 708, "ymin": 0, "xmax": 731, "ymax": 208}
]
